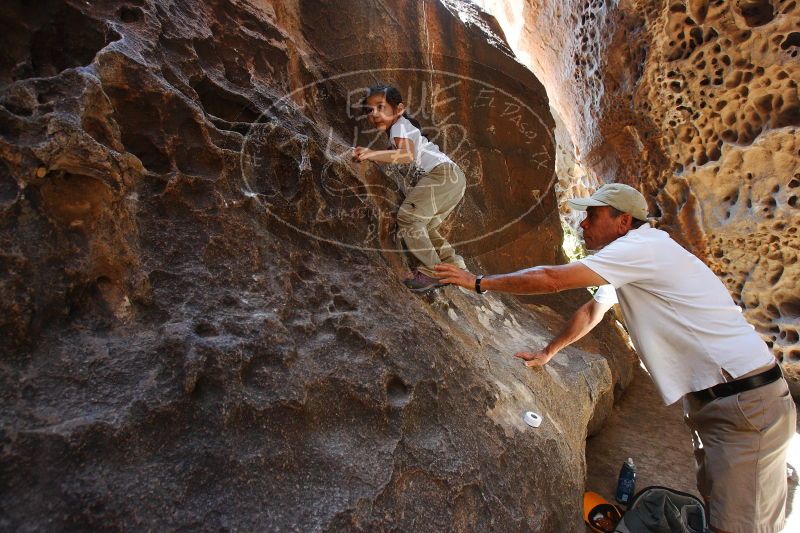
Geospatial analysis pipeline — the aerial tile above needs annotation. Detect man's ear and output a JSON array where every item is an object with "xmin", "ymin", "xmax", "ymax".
[{"xmin": 618, "ymin": 212, "xmax": 633, "ymax": 233}]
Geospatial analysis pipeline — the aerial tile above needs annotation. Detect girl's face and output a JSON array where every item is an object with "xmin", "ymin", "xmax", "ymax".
[{"xmin": 364, "ymin": 94, "xmax": 403, "ymax": 131}]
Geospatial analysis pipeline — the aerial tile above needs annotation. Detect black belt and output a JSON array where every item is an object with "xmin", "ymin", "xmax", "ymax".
[{"xmin": 691, "ymin": 364, "xmax": 782, "ymax": 403}]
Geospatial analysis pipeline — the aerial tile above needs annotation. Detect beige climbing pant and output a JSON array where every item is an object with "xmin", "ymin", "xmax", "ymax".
[
  {"xmin": 683, "ymin": 368, "xmax": 796, "ymax": 533},
  {"xmin": 396, "ymin": 162, "xmax": 466, "ymax": 277}
]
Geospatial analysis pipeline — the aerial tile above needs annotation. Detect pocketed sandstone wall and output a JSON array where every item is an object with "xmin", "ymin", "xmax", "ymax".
[{"xmin": 487, "ymin": 0, "xmax": 800, "ymax": 392}]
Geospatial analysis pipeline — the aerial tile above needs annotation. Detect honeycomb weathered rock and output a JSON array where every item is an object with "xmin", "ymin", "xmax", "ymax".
[{"xmin": 489, "ymin": 0, "xmax": 800, "ymax": 393}]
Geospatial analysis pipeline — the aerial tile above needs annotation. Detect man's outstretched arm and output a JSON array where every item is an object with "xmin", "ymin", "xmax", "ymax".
[
  {"xmin": 433, "ymin": 262, "xmax": 608, "ymax": 294},
  {"xmin": 514, "ymin": 297, "xmax": 614, "ymax": 367}
]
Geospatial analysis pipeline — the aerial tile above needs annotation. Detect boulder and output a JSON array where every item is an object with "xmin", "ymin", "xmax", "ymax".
[{"xmin": 0, "ymin": 1, "xmax": 637, "ymax": 530}]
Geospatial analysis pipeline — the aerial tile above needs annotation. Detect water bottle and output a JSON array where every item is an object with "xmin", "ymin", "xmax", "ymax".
[{"xmin": 615, "ymin": 457, "xmax": 636, "ymax": 505}]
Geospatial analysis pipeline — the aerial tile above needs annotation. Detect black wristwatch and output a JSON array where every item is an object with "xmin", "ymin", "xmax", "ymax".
[{"xmin": 475, "ymin": 275, "xmax": 486, "ymax": 294}]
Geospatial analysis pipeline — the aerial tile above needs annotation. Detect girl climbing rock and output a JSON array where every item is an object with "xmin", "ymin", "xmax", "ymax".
[{"xmin": 353, "ymin": 85, "xmax": 467, "ymax": 292}]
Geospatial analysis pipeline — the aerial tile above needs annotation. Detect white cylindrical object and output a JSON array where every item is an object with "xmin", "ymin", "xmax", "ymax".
[{"xmin": 523, "ymin": 411, "xmax": 542, "ymax": 428}]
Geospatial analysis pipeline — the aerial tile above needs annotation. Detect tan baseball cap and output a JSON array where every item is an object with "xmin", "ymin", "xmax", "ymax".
[{"xmin": 567, "ymin": 183, "xmax": 649, "ymax": 221}]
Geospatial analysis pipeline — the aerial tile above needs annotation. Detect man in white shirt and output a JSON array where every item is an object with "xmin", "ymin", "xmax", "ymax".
[{"xmin": 434, "ymin": 183, "xmax": 795, "ymax": 533}]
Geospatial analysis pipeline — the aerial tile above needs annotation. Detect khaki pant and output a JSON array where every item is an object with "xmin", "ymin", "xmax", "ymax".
[
  {"xmin": 397, "ymin": 163, "xmax": 466, "ymax": 276},
  {"xmin": 683, "ymin": 370, "xmax": 796, "ymax": 533}
]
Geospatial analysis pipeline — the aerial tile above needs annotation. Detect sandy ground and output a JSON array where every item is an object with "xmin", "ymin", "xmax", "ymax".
[{"xmin": 585, "ymin": 364, "xmax": 800, "ymax": 532}]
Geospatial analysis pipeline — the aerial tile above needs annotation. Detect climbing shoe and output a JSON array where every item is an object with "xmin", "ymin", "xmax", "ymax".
[{"xmin": 403, "ymin": 270, "xmax": 446, "ymax": 293}]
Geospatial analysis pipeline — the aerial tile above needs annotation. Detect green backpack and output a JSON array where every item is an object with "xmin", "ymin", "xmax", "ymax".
[{"xmin": 614, "ymin": 486, "xmax": 709, "ymax": 533}]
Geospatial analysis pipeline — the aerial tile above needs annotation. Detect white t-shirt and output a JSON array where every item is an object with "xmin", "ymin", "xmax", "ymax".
[
  {"xmin": 580, "ymin": 225, "xmax": 774, "ymax": 405},
  {"xmin": 593, "ymin": 284, "xmax": 619, "ymax": 305},
  {"xmin": 388, "ymin": 116, "xmax": 452, "ymax": 173}
]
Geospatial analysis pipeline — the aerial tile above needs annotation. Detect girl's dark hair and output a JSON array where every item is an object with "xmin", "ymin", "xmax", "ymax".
[{"xmin": 365, "ymin": 84, "xmax": 422, "ymax": 131}]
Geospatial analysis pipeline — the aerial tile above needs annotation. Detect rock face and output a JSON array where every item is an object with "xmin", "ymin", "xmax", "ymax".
[
  {"xmin": 489, "ymin": 0, "xmax": 800, "ymax": 393},
  {"xmin": 0, "ymin": 1, "xmax": 636, "ymax": 530}
]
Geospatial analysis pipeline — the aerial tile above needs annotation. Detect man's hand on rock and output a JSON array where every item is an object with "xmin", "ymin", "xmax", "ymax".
[
  {"xmin": 514, "ymin": 348, "xmax": 555, "ymax": 368},
  {"xmin": 433, "ymin": 263, "xmax": 476, "ymax": 289}
]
